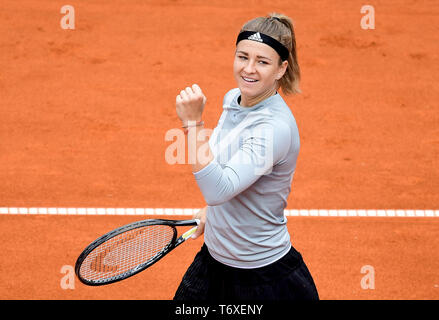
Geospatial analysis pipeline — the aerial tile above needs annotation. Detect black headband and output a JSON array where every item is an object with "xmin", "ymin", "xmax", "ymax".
[{"xmin": 236, "ymin": 31, "xmax": 289, "ymax": 61}]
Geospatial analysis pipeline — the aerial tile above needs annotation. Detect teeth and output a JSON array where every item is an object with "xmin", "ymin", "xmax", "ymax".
[{"xmin": 243, "ymin": 77, "xmax": 257, "ymax": 82}]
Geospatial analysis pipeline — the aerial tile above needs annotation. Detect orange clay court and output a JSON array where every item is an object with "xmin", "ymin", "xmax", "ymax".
[{"xmin": 0, "ymin": 0, "xmax": 438, "ymax": 300}]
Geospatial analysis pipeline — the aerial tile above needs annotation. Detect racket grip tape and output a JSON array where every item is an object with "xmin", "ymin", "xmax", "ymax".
[{"xmin": 182, "ymin": 226, "xmax": 198, "ymax": 240}]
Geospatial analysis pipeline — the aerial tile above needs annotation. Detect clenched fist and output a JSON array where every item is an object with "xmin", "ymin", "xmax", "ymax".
[{"xmin": 176, "ymin": 84, "xmax": 207, "ymax": 127}]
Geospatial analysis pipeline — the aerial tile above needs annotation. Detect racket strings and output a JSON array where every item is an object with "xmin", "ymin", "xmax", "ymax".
[{"xmin": 79, "ymin": 224, "xmax": 174, "ymax": 282}]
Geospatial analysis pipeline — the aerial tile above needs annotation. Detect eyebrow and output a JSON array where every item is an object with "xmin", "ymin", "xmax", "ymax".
[{"xmin": 236, "ymin": 50, "xmax": 273, "ymax": 62}]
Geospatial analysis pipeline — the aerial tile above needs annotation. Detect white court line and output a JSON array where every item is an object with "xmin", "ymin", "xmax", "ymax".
[{"xmin": 0, "ymin": 208, "xmax": 438, "ymax": 217}]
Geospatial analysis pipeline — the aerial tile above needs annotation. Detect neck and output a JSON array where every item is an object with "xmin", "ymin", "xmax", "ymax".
[{"xmin": 239, "ymin": 87, "xmax": 278, "ymax": 108}]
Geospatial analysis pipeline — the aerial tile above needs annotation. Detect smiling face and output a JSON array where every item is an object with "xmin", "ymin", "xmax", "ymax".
[{"xmin": 233, "ymin": 40, "xmax": 288, "ymax": 107}]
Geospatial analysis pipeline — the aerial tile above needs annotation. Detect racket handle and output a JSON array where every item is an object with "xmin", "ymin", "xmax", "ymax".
[{"xmin": 181, "ymin": 226, "xmax": 198, "ymax": 240}]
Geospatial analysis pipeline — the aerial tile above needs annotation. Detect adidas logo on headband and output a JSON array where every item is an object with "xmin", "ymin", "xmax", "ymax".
[{"xmin": 247, "ymin": 32, "xmax": 263, "ymax": 42}]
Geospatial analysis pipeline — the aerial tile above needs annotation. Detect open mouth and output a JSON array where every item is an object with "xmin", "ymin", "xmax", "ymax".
[{"xmin": 242, "ymin": 77, "xmax": 258, "ymax": 83}]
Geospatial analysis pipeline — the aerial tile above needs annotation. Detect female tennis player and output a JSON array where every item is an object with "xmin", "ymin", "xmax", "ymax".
[{"xmin": 173, "ymin": 13, "xmax": 319, "ymax": 300}]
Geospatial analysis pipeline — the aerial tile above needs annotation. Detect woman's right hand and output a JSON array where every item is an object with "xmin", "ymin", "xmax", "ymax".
[
  {"xmin": 191, "ymin": 206, "xmax": 207, "ymax": 239},
  {"xmin": 176, "ymin": 84, "xmax": 207, "ymax": 127}
]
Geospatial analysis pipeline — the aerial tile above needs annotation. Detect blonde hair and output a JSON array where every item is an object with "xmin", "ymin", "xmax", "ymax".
[{"xmin": 239, "ymin": 13, "xmax": 301, "ymax": 95}]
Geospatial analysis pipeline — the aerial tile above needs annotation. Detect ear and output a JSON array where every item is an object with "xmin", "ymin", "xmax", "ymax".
[{"xmin": 276, "ymin": 60, "xmax": 288, "ymax": 80}]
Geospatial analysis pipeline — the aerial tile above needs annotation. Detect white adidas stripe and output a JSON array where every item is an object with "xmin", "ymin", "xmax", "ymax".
[
  {"xmin": 248, "ymin": 32, "xmax": 263, "ymax": 42},
  {"xmin": 0, "ymin": 207, "xmax": 437, "ymax": 217}
]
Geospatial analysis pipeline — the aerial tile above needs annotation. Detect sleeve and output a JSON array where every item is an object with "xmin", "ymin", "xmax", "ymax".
[{"xmin": 193, "ymin": 121, "xmax": 291, "ymax": 206}]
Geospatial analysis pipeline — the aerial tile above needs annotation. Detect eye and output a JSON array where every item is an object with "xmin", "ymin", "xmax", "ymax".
[
  {"xmin": 238, "ymin": 55, "xmax": 248, "ymax": 60},
  {"xmin": 258, "ymin": 60, "xmax": 269, "ymax": 65}
]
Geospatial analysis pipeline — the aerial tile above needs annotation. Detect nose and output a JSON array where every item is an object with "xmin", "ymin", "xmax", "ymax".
[{"xmin": 243, "ymin": 59, "xmax": 256, "ymax": 74}]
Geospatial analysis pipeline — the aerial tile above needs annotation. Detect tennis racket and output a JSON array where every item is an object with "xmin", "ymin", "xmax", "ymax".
[{"xmin": 75, "ymin": 218, "xmax": 199, "ymax": 286}]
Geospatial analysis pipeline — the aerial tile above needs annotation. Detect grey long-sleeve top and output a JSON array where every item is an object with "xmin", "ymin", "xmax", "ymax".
[{"xmin": 194, "ymin": 88, "xmax": 300, "ymax": 268}]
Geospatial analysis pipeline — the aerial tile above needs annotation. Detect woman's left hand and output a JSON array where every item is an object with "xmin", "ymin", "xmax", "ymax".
[
  {"xmin": 176, "ymin": 84, "xmax": 207, "ymax": 126},
  {"xmin": 191, "ymin": 206, "xmax": 207, "ymax": 240}
]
